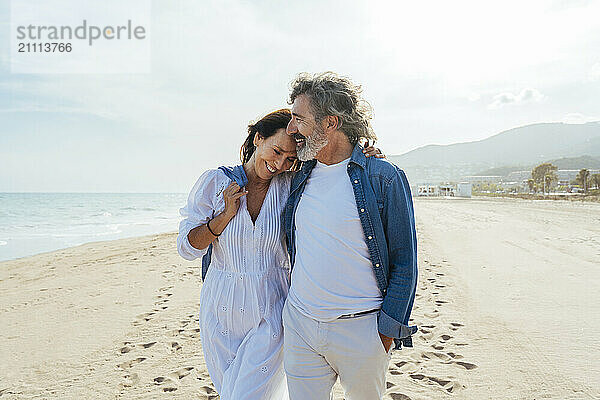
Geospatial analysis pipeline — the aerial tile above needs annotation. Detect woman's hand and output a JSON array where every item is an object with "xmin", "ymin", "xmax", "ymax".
[
  {"xmin": 187, "ymin": 182, "xmax": 247, "ymax": 249},
  {"xmin": 223, "ymin": 182, "xmax": 248, "ymax": 219},
  {"xmin": 363, "ymin": 140, "xmax": 386, "ymax": 158}
]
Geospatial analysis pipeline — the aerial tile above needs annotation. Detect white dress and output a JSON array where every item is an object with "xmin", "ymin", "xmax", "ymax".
[{"xmin": 177, "ymin": 168, "xmax": 292, "ymax": 400}]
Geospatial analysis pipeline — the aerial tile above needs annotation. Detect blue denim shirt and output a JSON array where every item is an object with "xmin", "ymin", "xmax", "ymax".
[
  {"xmin": 201, "ymin": 165, "xmax": 249, "ymax": 280},
  {"xmin": 283, "ymin": 144, "xmax": 418, "ymax": 349}
]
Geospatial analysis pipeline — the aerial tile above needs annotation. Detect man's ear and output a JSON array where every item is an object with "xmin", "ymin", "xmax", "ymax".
[{"xmin": 324, "ymin": 115, "xmax": 339, "ymax": 132}]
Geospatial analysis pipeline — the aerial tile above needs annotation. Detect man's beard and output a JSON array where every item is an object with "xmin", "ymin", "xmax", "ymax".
[{"xmin": 297, "ymin": 124, "xmax": 329, "ymax": 162}]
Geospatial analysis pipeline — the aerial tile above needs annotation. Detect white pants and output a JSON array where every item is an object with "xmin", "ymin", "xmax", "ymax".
[{"xmin": 282, "ymin": 301, "xmax": 390, "ymax": 400}]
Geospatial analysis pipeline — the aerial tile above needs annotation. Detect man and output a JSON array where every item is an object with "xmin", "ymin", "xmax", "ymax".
[{"xmin": 282, "ymin": 72, "xmax": 418, "ymax": 400}]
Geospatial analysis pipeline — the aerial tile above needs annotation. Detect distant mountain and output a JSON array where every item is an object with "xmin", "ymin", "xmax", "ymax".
[
  {"xmin": 389, "ymin": 122, "xmax": 600, "ymax": 183},
  {"xmin": 473, "ymin": 165, "xmax": 525, "ymax": 177},
  {"xmin": 548, "ymin": 155, "xmax": 600, "ymax": 170},
  {"xmin": 474, "ymin": 155, "xmax": 600, "ymax": 177}
]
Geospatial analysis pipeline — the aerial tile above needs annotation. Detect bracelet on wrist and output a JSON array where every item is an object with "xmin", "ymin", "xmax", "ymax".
[{"xmin": 206, "ymin": 219, "xmax": 220, "ymax": 237}]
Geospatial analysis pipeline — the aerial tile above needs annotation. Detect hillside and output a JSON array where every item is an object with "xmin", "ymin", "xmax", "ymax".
[{"xmin": 389, "ymin": 122, "xmax": 600, "ymax": 183}]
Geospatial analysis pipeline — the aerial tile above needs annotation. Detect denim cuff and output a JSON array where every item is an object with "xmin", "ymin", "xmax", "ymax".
[{"xmin": 377, "ymin": 310, "xmax": 418, "ymax": 339}]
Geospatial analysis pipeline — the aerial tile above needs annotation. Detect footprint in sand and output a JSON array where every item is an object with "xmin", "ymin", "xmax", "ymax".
[
  {"xmin": 121, "ymin": 372, "xmax": 139, "ymax": 387},
  {"xmin": 454, "ymin": 361, "xmax": 478, "ymax": 370},
  {"xmin": 117, "ymin": 357, "xmax": 146, "ymax": 370},
  {"xmin": 169, "ymin": 366, "xmax": 195, "ymax": 380},
  {"xmin": 170, "ymin": 328, "xmax": 185, "ymax": 336},
  {"xmin": 421, "ymin": 351, "xmax": 452, "ymax": 362},
  {"xmin": 140, "ymin": 341, "xmax": 156, "ymax": 349},
  {"xmin": 134, "ymin": 312, "xmax": 155, "ymax": 325},
  {"xmin": 390, "ymin": 360, "xmax": 420, "ymax": 375},
  {"xmin": 449, "ymin": 322, "xmax": 463, "ymax": 332},
  {"xmin": 187, "ymin": 327, "xmax": 201, "ymax": 338},
  {"xmin": 390, "ymin": 393, "xmax": 412, "ymax": 400},
  {"xmin": 120, "ymin": 345, "xmax": 134, "ymax": 354},
  {"xmin": 170, "ymin": 341, "xmax": 182, "ymax": 351},
  {"xmin": 199, "ymin": 385, "xmax": 215, "ymax": 394},
  {"xmin": 419, "ymin": 331, "xmax": 434, "ymax": 340},
  {"xmin": 154, "ymin": 376, "xmax": 175, "ymax": 385},
  {"xmin": 154, "ymin": 377, "xmax": 180, "ymax": 393},
  {"xmin": 154, "ymin": 376, "xmax": 167, "ymax": 384},
  {"xmin": 198, "ymin": 384, "xmax": 219, "ymax": 399},
  {"xmin": 409, "ymin": 374, "xmax": 464, "ymax": 393}
]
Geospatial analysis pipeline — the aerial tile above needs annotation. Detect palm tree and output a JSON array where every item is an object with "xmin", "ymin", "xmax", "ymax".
[
  {"xmin": 532, "ymin": 163, "xmax": 558, "ymax": 194},
  {"xmin": 576, "ymin": 169, "xmax": 590, "ymax": 193},
  {"xmin": 591, "ymin": 173, "xmax": 600, "ymax": 190}
]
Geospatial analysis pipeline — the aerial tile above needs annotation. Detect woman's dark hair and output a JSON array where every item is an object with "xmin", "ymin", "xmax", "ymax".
[{"xmin": 241, "ymin": 109, "xmax": 292, "ymax": 163}]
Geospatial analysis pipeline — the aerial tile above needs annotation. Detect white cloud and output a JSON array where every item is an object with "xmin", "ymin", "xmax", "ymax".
[
  {"xmin": 562, "ymin": 113, "xmax": 599, "ymax": 124},
  {"xmin": 488, "ymin": 88, "xmax": 546, "ymax": 109}
]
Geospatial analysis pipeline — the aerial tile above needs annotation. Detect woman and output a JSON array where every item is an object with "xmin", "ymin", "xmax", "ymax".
[{"xmin": 177, "ymin": 109, "xmax": 381, "ymax": 399}]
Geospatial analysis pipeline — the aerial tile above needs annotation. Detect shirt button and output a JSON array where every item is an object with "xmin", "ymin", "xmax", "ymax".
[
  {"xmin": 354, "ymin": 180, "xmax": 359, "ymax": 184},
  {"xmin": 375, "ymin": 263, "xmax": 380, "ymax": 267},
  {"xmin": 360, "ymin": 208, "xmax": 365, "ymax": 212},
  {"xmin": 368, "ymin": 235, "xmax": 373, "ymax": 240}
]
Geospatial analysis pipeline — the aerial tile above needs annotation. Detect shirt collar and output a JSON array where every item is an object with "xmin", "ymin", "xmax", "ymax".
[{"xmin": 349, "ymin": 143, "xmax": 367, "ymax": 169}]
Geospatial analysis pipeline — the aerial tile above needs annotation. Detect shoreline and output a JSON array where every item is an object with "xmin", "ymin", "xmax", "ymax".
[{"xmin": 0, "ymin": 229, "xmax": 178, "ymax": 264}]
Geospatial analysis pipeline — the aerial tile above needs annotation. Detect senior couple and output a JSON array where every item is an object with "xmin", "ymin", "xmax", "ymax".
[{"xmin": 177, "ymin": 72, "xmax": 418, "ymax": 400}]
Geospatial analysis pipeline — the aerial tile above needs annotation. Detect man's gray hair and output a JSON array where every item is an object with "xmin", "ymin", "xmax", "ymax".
[{"xmin": 289, "ymin": 72, "xmax": 377, "ymax": 146}]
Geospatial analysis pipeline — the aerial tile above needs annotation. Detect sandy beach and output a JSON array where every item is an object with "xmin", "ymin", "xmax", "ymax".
[{"xmin": 1, "ymin": 197, "xmax": 598, "ymax": 399}]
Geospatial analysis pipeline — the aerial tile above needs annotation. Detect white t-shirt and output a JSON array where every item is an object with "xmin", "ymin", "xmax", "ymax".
[{"xmin": 287, "ymin": 158, "xmax": 382, "ymax": 321}]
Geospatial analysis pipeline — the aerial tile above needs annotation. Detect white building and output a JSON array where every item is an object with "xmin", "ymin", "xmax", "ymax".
[
  {"xmin": 456, "ymin": 182, "xmax": 472, "ymax": 197},
  {"xmin": 417, "ymin": 185, "xmax": 439, "ymax": 197}
]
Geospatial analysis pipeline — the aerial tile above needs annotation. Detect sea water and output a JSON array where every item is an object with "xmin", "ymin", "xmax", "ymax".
[{"xmin": 0, "ymin": 193, "xmax": 187, "ymax": 262}]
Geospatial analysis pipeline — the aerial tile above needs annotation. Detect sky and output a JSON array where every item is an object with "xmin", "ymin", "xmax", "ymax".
[{"xmin": 1, "ymin": 0, "xmax": 599, "ymax": 192}]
